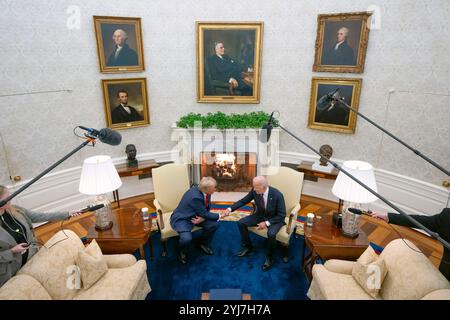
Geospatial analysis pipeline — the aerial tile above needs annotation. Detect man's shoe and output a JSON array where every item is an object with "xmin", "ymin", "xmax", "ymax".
[
  {"xmin": 178, "ymin": 251, "xmax": 187, "ymax": 264},
  {"xmin": 199, "ymin": 244, "xmax": 214, "ymax": 255},
  {"xmin": 262, "ymin": 256, "xmax": 274, "ymax": 271},
  {"xmin": 237, "ymin": 247, "xmax": 253, "ymax": 257}
]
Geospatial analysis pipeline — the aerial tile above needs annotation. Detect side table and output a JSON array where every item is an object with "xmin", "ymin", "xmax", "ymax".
[
  {"xmin": 302, "ymin": 210, "xmax": 369, "ymax": 281},
  {"xmin": 113, "ymin": 159, "xmax": 160, "ymax": 208}
]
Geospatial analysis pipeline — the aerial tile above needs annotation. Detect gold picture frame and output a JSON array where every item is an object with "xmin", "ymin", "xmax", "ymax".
[
  {"xmin": 308, "ymin": 77, "xmax": 362, "ymax": 134},
  {"xmin": 94, "ymin": 16, "xmax": 145, "ymax": 73},
  {"xmin": 313, "ymin": 12, "xmax": 372, "ymax": 73},
  {"xmin": 196, "ymin": 22, "xmax": 263, "ymax": 104},
  {"xmin": 102, "ymin": 78, "xmax": 150, "ymax": 130}
]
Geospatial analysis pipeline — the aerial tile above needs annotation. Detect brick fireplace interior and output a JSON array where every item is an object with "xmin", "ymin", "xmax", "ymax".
[{"xmin": 200, "ymin": 152, "xmax": 257, "ymax": 192}]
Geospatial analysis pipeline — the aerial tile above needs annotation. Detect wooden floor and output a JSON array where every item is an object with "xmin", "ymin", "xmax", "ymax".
[{"xmin": 35, "ymin": 193, "xmax": 443, "ymax": 267}]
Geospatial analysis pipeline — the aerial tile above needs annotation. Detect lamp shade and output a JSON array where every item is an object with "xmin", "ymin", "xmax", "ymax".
[
  {"xmin": 79, "ymin": 155, "xmax": 122, "ymax": 195},
  {"xmin": 332, "ymin": 160, "xmax": 378, "ymax": 204}
]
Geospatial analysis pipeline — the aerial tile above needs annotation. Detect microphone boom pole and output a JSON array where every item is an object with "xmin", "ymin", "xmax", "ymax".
[
  {"xmin": 333, "ymin": 96, "xmax": 449, "ymax": 176},
  {"xmin": 0, "ymin": 138, "xmax": 96, "ymax": 207},
  {"xmin": 277, "ymin": 123, "xmax": 450, "ymax": 250}
]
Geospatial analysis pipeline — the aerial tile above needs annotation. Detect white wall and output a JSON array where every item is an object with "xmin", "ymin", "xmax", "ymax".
[{"xmin": 0, "ymin": 0, "xmax": 449, "ymax": 210}]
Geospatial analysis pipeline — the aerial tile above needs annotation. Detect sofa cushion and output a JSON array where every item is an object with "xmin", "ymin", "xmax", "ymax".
[
  {"xmin": 0, "ymin": 274, "xmax": 52, "ymax": 300},
  {"xmin": 17, "ymin": 230, "xmax": 84, "ymax": 300},
  {"xmin": 352, "ymin": 248, "xmax": 388, "ymax": 299},
  {"xmin": 74, "ymin": 260, "xmax": 149, "ymax": 300},
  {"xmin": 75, "ymin": 240, "xmax": 108, "ymax": 290},
  {"xmin": 308, "ymin": 264, "xmax": 374, "ymax": 300},
  {"xmin": 379, "ymin": 239, "xmax": 450, "ymax": 300}
]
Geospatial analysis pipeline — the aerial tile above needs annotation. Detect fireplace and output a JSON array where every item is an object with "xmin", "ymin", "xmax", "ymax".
[{"xmin": 200, "ymin": 152, "xmax": 257, "ymax": 192}]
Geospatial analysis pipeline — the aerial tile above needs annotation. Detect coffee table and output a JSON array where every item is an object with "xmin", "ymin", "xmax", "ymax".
[
  {"xmin": 86, "ymin": 207, "xmax": 154, "ymax": 260},
  {"xmin": 302, "ymin": 210, "xmax": 369, "ymax": 280}
]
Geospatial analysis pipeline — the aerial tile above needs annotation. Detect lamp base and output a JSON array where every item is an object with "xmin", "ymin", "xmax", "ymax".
[
  {"xmin": 341, "ymin": 230, "xmax": 359, "ymax": 238},
  {"xmin": 95, "ymin": 221, "xmax": 113, "ymax": 231}
]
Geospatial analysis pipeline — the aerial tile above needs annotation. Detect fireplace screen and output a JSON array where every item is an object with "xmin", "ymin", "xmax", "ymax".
[{"xmin": 200, "ymin": 152, "xmax": 256, "ymax": 192}]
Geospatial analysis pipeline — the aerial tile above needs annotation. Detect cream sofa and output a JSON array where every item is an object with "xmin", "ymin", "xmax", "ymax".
[
  {"xmin": 307, "ymin": 239, "xmax": 450, "ymax": 300},
  {"xmin": 0, "ymin": 230, "xmax": 151, "ymax": 300}
]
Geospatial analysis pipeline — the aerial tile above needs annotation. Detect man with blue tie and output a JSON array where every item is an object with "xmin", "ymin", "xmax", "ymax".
[
  {"xmin": 170, "ymin": 177, "xmax": 223, "ymax": 264},
  {"xmin": 224, "ymin": 176, "xmax": 287, "ymax": 271}
]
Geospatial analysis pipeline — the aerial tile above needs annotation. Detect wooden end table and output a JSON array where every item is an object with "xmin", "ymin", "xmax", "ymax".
[
  {"xmin": 86, "ymin": 207, "xmax": 154, "ymax": 260},
  {"xmin": 302, "ymin": 210, "xmax": 369, "ymax": 281},
  {"xmin": 113, "ymin": 159, "xmax": 160, "ymax": 208}
]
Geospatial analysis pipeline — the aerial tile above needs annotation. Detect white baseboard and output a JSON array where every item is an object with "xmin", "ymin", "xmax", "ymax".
[{"xmin": 6, "ymin": 150, "xmax": 448, "ymax": 218}]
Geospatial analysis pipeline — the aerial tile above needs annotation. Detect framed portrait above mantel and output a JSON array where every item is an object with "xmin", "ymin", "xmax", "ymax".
[
  {"xmin": 102, "ymin": 78, "xmax": 150, "ymax": 130},
  {"xmin": 308, "ymin": 77, "xmax": 362, "ymax": 134},
  {"xmin": 196, "ymin": 22, "xmax": 263, "ymax": 104},
  {"xmin": 313, "ymin": 12, "xmax": 372, "ymax": 73},
  {"xmin": 94, "ymin": 16, "xmax": 145, "ymax": 73}
]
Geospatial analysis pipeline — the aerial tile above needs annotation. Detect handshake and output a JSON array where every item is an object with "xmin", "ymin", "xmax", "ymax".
[{"xmin": 220, "ymin": 208, "xmax": 232, "ymax": 219}]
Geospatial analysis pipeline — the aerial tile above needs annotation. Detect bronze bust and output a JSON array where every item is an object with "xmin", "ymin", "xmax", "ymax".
[
  {"xmin": 126, "ymin": 144, "xmax": 138, "ymax": 167},
  {"xmin": 319, "ymin": 144, "xmax": 333, "ymax": 166}
]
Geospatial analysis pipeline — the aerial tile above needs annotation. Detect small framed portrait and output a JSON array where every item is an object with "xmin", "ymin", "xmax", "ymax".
[
  {"xmin": 94, "ymin": 16, "xmax": 145, "ymax": 73},
  {"xmin": 313, "ymin": 12, "xmax": 372, "ymax": 73},
  {"xmin": 308, "ymin": 77, "xmax": 362, "ymax": 134},
  {"xmin": 196, "ymin": 22, "xmax": 263, "ymax": 104},
  {"xmin": 102, "ymin": 78, "xmax": 150, "ymax": 130}
]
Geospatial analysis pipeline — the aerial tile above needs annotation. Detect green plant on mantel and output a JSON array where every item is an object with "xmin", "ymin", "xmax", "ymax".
[{"xmin": 176, "ymin": 111, "xmax": 278, "ymax": 129}]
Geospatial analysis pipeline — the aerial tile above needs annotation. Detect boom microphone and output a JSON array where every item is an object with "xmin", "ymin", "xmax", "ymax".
[
  {"xmin": 78, "ymin": 203, "xmax": 105, "ymax": 213},
  {"xmin": 348, "ymin": 208, "xmax": 372, "ymax": 216},
  {"xmin": 259, "ymin": 112, "xmax": 274, "ymax": 143},
  {"xmin": 79, "ymin": 126, "xmax": 122, "ymax": 146}
]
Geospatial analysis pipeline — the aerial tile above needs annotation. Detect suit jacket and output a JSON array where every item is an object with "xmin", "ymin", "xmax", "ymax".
[
  {"xmin": 230, "ymin": 187, "xmax": 286, "ymax": 225},
  {"xmin": 170, "ymin": 186, "xmax": 219, "ymax": 233},
  {"xmin": 107, "ymin": 43, "xmax": 138, "ymax": 67},
  {"xmin": 388, "ymin": 208, "xmax": 450, "ymax": 281},
  {"xmin": 111, "ymin": 105, "xmax": 143, "ymax": 124},
  {"xmin": 207, "ymin": 54, "xmax": 244, "ymax": 83},
  {"xmin": 0, "ymin": 206, "xmax": 69, "ymax": 287},
  {"xmin": 322, "ymin": 41, "xmax": 356, "ymax": 66}
]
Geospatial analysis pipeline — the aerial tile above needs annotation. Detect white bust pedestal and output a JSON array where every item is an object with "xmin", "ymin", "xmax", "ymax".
[{"xmin": 312, "ymin": 161, "xmax": 334, "ymax": 173}]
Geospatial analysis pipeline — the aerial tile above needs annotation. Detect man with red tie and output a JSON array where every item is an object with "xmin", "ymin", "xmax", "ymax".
[
  {"xmin": 224, "ymin": 176, "xmax": 287, "ymax": 271},
  {"xmin": 170, "ymin": 177, "xmax": 224, "ymax": 264}
]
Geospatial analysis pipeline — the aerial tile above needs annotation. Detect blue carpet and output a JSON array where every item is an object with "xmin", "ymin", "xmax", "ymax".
[{"xmin": 138, "ymin": 221, "xmax": 309, "ymax": 300}]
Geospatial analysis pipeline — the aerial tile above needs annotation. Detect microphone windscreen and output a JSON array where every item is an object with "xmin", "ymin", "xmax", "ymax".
[
  {"xmin": 348, "ymin": 208, "xmax": 363, "ymax": 215},
  {"xmin": 98, "ymin": 128, "xmax": 122, "ymax": 146},
  {"xmin": 259, "ymin": 124, "xmax": 272, "ymax": 143}
]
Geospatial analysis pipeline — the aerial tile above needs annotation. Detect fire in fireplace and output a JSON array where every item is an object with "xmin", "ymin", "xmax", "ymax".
[{"xmin": 200, "ymin": 152, "xmax": 256, "ymax": 192}]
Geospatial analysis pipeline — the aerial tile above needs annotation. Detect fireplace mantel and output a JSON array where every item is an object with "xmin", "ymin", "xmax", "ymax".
[{"xmin": 171, "ymin": 126, "xmax": 280, "ymax": 180}]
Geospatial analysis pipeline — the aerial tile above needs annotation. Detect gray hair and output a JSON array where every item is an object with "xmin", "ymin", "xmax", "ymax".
[
  {"xmin": 113, "ymin": 29, "xmax": 128, "ymax": 40},
  {"xmin": 214, "ymin": 42, "xmax": 224, "ymax": 50},
  {"xmin": 338, "ymin": 27, "xmax": 349, "ymax": 37},
  {"xmin": 253, "ymin": 176, "xmax": 268, "ymax": 187},
  {"xmin": 199, "ymin": 176, "xmax": 217, "ymax": 191}
]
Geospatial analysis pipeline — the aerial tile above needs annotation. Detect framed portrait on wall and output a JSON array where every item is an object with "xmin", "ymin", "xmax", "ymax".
[
  {"xmin": 94, "ymin": 16, "xmax": 145, "ymax": 73},
  {"xmin": 196, "ymin": 22, "xmax": 263, "ymax": 104},
  {"xmin": 313, "ymin": 12, "xmax": 372, "ymax": 73},
  {"xmin": 308, "ymin": 77, "xmax": 362, "ymax": 134},
  {"xmin": 102, "ymin": 78, "xmax": 150, "ymax": 130}
]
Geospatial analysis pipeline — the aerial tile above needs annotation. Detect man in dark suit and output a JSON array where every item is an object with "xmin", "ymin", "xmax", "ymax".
[
  {"xmin": 372, "ymin": 208, "xmax": 450, "ymax": 281},
  {"xmin": 207, "ymin": 42, "xmax": 252, "ymax": 96},
  {"xmin": 322, "ymin": 27, "xmax": 356, "ymax": 66},
  {"xmin": 111, "ymin": 89, "xmax": 143, "ymax": 124},
  {"xmin": 224, "ymin": 176, "xmax": 287, "ymax": 271},
  {"xmin": 106, "ymin": 29, "xmax": 138, "ymax": 67},
  {"xmin": 170, "ymin": 177, "xmax": 224, "ymax": 264}
]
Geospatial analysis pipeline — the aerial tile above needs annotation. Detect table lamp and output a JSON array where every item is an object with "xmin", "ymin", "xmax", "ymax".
[
  {"xmin": 79, "ymin": 155, "xmax": 122, "ymax": 230},
  {"xmin": 331, "ymin": 160, "xmax": 377, "ymax": 238}
]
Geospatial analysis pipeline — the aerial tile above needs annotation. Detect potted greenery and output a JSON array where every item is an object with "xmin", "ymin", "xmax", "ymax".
[{"xmin": 175, "ymin": 111, "xmax": 278, "ymax": 129}]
